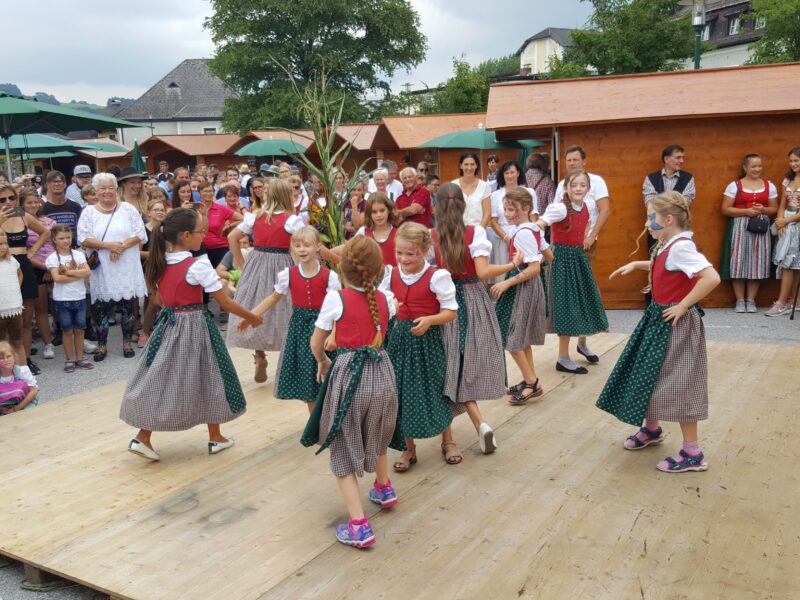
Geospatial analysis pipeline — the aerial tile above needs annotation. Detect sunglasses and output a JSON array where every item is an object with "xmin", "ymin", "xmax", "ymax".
[{"xmin": 0, "ymin": 196, "xmax": 16, "ymax": 203}]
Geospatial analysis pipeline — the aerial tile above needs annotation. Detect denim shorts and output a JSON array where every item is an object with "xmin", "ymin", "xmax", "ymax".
[{"xmin": 55, "ymin": 299, "xmax": 87, "ymax": 331}]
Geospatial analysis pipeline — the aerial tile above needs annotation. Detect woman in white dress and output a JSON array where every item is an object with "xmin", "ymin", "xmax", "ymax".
[{"xmin": 452, "ymin": 152, "xmax": 492, "ymax": 228}]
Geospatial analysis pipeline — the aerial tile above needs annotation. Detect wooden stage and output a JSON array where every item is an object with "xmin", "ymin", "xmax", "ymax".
[{"xmin": 1, "ymin": 334, "xmax": 797, "ymax": 600}]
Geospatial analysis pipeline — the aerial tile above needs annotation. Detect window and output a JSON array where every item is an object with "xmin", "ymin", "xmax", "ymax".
[
  {"xmin": 728, "ymin": 15, "xmax": 740, "ymax": 36},
  {"xmin": 755, "ymin": 16, "xmax": 766, "ymax": 30},
  {"xmin": 702, "ymin": 25, "xmax": 710, "ymax": 41},
  {"xmin": 203, "ymin": 127, "xmax": 217, "ymax": 134}
]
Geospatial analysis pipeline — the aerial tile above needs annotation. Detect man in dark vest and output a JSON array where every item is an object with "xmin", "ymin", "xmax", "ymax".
[{"xmin": 642, "ymin": 144, "xmax": 696, "ymax": 302}]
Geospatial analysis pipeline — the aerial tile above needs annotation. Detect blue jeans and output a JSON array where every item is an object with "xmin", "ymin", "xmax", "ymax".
[{"xmin": 55, "ymin": 299, "xmax": 87, "ymax": 331}]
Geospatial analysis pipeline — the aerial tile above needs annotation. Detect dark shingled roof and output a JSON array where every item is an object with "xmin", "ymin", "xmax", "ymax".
[
  {"xmin": 515, "ymin": 28, "xmax": 575, "ymax": 56},
  {"xmin": 114, "ymin": 59, "xmax": 234, "ymax": 121}
]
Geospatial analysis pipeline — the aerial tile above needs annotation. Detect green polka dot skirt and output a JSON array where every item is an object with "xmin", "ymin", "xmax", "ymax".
[
  {"xmin": 275, "ymin": 307, "xmax": 326, "ymax": 402},
  {"xmin": 549, "ymin": 244, "xmax": 608, "ymax": 336}
]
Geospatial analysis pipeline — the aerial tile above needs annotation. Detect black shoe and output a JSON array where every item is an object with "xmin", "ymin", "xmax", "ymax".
[
  {"xmin": 123, "ymin": 346, "xmax": 135, "ymax": 358},
  {"xmin": 30, "ymin": 347, "xmax": 38, "ymax": 356},
  {"xmin": 52, "ymin": 332, "xmax": 63, "ymax": 346},
  {"xmin": 556, "ymin": 361, "xmax": 588, "ymax": 375},
  {"xmin": 576, "ymin": 345, "xmax": 599, "ymax": 364},
  {"xmin": 94, "ymin": 347, "xmax": 107, "ymax": 362},
  {"xmin": 27, "ymin": 359, "xmax": 41, "ymax": 375}
]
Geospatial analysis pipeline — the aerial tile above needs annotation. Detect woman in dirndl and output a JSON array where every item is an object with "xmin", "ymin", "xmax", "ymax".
[
  {"xmin": 240, "ymin": 226, "xmax": 340, "ymax": 411},
  {"xmin": 302, "ymin": 236, "xmax": 400, "ymax": 549},
  {"xmin": 720, "ymin": 154, "xmax": 779, "ymax": 313},
  {"xmin": 597, "ymin": 192, "xmax": 720, "ymax": 473},
  {"xmin": 432, "ymin": 183, "xmax": 523, "ymax": 454},
  {"xmin": 226, "ymin": 179, "xmax": 304, "ymax": 383},
  {"xmin": 121, "ymin": 209, "xmax": 262, "ymax": 461},
  {"xmin": 538, "ymin": 170, "xmax": 608, "ymax": 374},
  {"xmin": 380, "ymin": 223, "xmax": 459, "ymax": 470}
]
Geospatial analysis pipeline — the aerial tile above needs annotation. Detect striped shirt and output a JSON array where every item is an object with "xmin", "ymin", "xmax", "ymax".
[{"xmin": 642, "ymin": 169, "xmax": 696, "ymax": 205}]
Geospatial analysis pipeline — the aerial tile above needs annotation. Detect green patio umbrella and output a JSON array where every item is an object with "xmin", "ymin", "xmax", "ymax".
[
  {"xmin": 235, "ymin": 138, "xmax": 308, "ymax": 157},
  {"xmin": 419, "ymin": 128, "xmax": 525, "ymax": 150},
  {"xmin": 0, "ymin": 93, "xmax": 139, "ymax": 177},
  {"xmin": 131, "ymin": 141, "xmax": 146, "ymax": 173},
  {"xmin": 6, "ymin": 133, "xmax": 94, "ymax": 154}
]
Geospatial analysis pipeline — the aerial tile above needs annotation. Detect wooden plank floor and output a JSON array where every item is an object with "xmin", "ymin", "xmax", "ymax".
[{"xmin": 1, "ymin": 335, "xmax": 797, "ymax": 600}]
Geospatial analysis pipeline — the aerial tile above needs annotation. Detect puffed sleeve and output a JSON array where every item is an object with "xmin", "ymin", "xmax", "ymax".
[
  {"xmin": 354, "ymin": 226, "xmax": 366, "ymax": 237},
  {"xmin": 469, "ymin": 226, "xmax": 492, "ymax": 258},
  {"xmin": 284, "ymin": 214, "xmax": 305, "ymax": 234},
  {"xmin": 768, "ymin": 181, "xmax": 778, "ymax": 199},
  {"xmin": 273, "ymin": 267, "xmax": 291, "ymax": 295},
  {"xmin": 430, "ymin": 269, "xmax": 458, "ymax": 310},
  {"xmin": 186, "ymin": 255, "xmax": 223, "ymax": 293},
  {"xmin": 378, "ymin": 265, "xmax": 393, "ymax": 294},
  {"xmin": 512, "ymin": 227, "xmax": 543, "ymax": 264},
  {"xmin": 315, "ymin": 291, "xmax": 343, "ymax": 331},
  {"xmin": 665, "ymin": 241, "xmax": 712, "ymax": 277},
  {"xmin": 381, "ymin": 290, "xmax": 397, "ymax": 319},
  {"xmin": 723, "ymin": 181, "xmax": 738, "ymax": 198},
  {"xmin": 237, "ymin": 211, "xmax": 257, "ymax": 235},
  {"xmin": 327, "ymin": 269, "xmax": 342, "ymax": 292},
  {"xmin": 540, "ymin": 202, "xmax": 567, "ymax": 226}
]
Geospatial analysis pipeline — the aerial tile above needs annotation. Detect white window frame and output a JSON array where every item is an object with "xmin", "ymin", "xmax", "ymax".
[
  {"xmin": 203, "ymin": 127, "xmax": 217, "ymax": 135},
  {"xmin": 702, "ymin": 25, "xmax": 710, "ymax": 41},
  {"xmin": 728, "ymin": 15, "xmax": 740, "ymax": 36},
  {"xmin": 755, "ymin": 15, "xmax": 766, "ymax": 30}
]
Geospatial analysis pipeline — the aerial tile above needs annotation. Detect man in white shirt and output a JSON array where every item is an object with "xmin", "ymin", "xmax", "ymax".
[
  {"xmin": 553, "ymin": 145, "xmax": 611, "ymax": 363},
  {"xmin": 368, "ymin": 160, "xmax": 403, "ymax": 200}
]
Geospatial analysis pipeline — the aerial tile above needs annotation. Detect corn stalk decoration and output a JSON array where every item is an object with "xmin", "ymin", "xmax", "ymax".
[{"xmin": 276, "ymin": 65, "xmax": 374, "ymax": 249}]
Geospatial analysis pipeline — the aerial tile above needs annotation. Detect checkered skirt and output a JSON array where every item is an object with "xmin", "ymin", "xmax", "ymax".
[
  {"xmin": 646, "ymin": 307, "xmax": 708, "ymax": 422},
  {"xmin": 441, "ymin": 283, "xmax": 506, "ymax": 404},
  {"xmin": 506, "ymin": 275, "xmax": 547, "ymax": 351},
  {"xmin": 120, "ymin": 311, "xmax": 245, "ymax": 431},
  {"xmin": 226, "ymin": 251, "xmax": 293, "ymax": 351},
  {"xmin": 725, "ymin": 216, "xmax": 771, "ymax": 280},
  {"xmin": 320, "ymin": 351, "xmax": 398, "ymax": 477}
]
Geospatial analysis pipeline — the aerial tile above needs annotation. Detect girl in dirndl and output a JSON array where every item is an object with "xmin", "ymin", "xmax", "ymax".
[
  {"xmin": 381, "ymin": 223, "xmax": 459, "ymax": 470},
  {"xmin": 720, "ymin": 153, "xmax": 779, "ymax": 313},
  {"xmin": 538, "ymin": 170, "xmax": 608, "ymax": 374},
  {"xmin": 597, "ymin": 192, "xmax": 720, "ymax": 473},
  {"xmin": 433, "ymin": 183, "xmax": 523, "ymax": 454},
  {"xmin": 321, "ymin": 191, "xmax": 399, "ymax": 269},
  {"xmin": 121, "ymin": 209, "xmax": 262, "ymax": 461},
  {"xmin": 227, "ymin": 179, "xmax": 305, "ymax": 383},
  {"xmin": 240, "ymin": 227, "xmax": 340, "ymax": 411},
  {"xmin": 492, "ymin": 186, "xmax": 551, "ymax": 404},
  {"xmin": 301, "ymin": 236, "xmax": 400, "ymax": 549}
]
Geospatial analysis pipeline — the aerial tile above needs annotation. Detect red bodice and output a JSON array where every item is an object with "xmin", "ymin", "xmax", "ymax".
[
  {"xmin": 551, "ymin": 202, "xmax": 589, "ymax": 246},
  {"xmin": 391, "ymin": 265, "xmax": 440, "ymax": 320},
  {"xmin": 253, "ymin": 212, "xmax": 292, "ymax": 248},
  {"xmin": 336, "ymin": 289, "xmax": 390, "ymax": 348},
  {"xmin": 159, "ymin": 258, "xmax": 203, "ymax": 307},
  {"xmin": 732, "ymin": 180, "xmax": 771, "ymax": 209},
  {"xmin": 652, "ymin": 238, "xmax": 699, "ymax": 304},
  {"xmin": 365, "ymin": 227, "xmax": 397, "ymax": 267},
  {"xmin": 289, "ymin": 265, "xmax": 330, "ymax": 309}
]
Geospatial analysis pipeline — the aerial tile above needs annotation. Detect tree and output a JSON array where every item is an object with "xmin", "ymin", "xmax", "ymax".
[
  {"xmin": 748, "ymin": 0, "xmax": 800, "ymax": 64},
  {"xmin": 475, "ymin": 54, "xmax": 520, "ymax": 78},
  {"xmin": 544, "ymin": 55, "xmax": 590, "ymax": 80},
  {"xmin": 555, "ymin": 0, "xmax": 693, "ymax": 76},
  {"xmin": 205, "ymin": 0, "xmax": 427, "ymax": 131},
  {"xmin": 419, "ymin": 59, "xmax": 490, "ymax": 115}
]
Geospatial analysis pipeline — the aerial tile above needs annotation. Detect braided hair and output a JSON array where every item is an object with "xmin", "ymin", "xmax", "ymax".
[
  {"xmin": 341, "ymin": 236, "xmax": 385, "ymax": 349},
  {"xmin": 561, "ymin": 169, "xmax": 590, "ymax": 232}
]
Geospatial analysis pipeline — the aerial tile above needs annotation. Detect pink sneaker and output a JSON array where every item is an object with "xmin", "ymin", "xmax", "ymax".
[{"xmin": 765, "ymin": 302, "xmax": 790, "ymax": 317}]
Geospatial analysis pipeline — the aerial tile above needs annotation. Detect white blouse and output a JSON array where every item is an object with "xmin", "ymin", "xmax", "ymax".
[
  {"xmin": 658, "ymin": 232, "xmax": 712, "ymax": 277},
  {"xmin": 507, "ymin": 223, "xmax": 546, "ymax": 263},
  {"xmin": 466, "ymin": 225, "xmax": 492, "ymax": 258},
  {"xmin": 554, "ymin": 172, "xmax": 609, "ymax": 233},
  {"xmin": 354, "ymin": 225, "xmax": 394, "ymax": 242},
  {"xmin": 379, "ymin": 262, "xmax": 458, "ymax": 311},
  {"xmin": 540, "ymin": 201, "xmax": 587, "ymax": 227},
  {"xmin": 237, "ymin": 211, "xmax": 306, "ymax": 236},
  {"xmin": 274, "ymin": 262, "xmax": 342, "ymax": 295},
  {"xmin": 166, "ymin": 251, "xmax": 223, "ymax": 293},
  {"xmin": 723, "ymin": 180, "xmax": 778, "ymax": 199},
  {"xmin": 0, "ymin": 365, "xmax": 36, "ymax": 388},
  {"xmin": 315, "ymin": 289, "xmax": 397, "ymax": 331},
  {"xmin": 453, "ymin": 178, "xmax": 492, "ymax": 226}
]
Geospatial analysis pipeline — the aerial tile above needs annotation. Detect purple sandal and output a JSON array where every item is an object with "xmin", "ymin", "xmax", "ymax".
[
  {"xmin": 657, "ymin": 449, "xmax": 708, "ymax": 473},
  {"xmin": 623, "ymin": 426, "xmax": 665, "ymax": 450},
  {"xmin": 75, "ymin": 359, "xmax": 95, "ymax": 370},
  {"xmin": 63, "ymin": 361, "xmax": 76, "ymax": 373}
]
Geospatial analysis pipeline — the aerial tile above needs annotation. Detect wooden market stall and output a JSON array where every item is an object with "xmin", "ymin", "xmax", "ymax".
[
  {"xmin": 486, "ymin": 62, "xmax": 800, "ymax": 308},
  {"xmin": 370, "ymin": 112, "xmax": 522, "ymax": 181},
  {"xmin": 137, "ymin": 133, "xmax": 242, "ymax": 173}
]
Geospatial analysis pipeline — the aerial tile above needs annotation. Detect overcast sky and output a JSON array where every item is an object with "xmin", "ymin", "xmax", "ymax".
[{"xmin": 6, "ymin": 0, "xmax": 593, "ymax": 105}]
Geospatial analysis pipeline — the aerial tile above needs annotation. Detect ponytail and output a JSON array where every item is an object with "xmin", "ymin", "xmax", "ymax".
[
  {"xmin": 435, "ymin": 183, "xmax": 466, "ymax": 274},
  {"xmin": 145, "ymin": 208, "xmax": 197, "ymax": 292}
]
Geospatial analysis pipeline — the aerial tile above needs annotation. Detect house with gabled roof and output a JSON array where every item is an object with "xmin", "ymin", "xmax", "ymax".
[{"xmin": 109, "ymin": 59, "xmax": 235, "ymax": 148}]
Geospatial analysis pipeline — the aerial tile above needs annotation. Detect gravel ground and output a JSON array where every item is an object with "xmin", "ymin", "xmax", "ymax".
[{"xmin": 1, "ymin": 306, "xmax": 798, "ymax": 599}]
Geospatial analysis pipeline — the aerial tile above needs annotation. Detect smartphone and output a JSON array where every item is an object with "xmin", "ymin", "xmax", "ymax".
[{"xmin": 2, "ymin": 206, "xmax": 25, "ymax": 218}]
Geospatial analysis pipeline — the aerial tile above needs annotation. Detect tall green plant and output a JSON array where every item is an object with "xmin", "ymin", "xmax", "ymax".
[{"xmin": 279, "ymin": 66, "xmax": 374, "ymax": 249}]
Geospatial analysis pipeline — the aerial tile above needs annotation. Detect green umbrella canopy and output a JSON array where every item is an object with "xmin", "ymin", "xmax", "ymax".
[
  {"xmin": 6, "ymin": 133, "xmax": 94, "ymax": 153},
  {"xmin": 0, "ymin": 93, "xmax": 139, "ymax": 175},
  {"xmin": 419, "ymin": 127, "xmax": 544, "ymax": 151},
  {"xmin": 16, "ymin": 150, "xmax": 78, "ymax": 160},
  {"xmin": 131, "ymin": 141, "xmax": 146, "ymax": 172},
  {"xmin": 235, "ymin": 138, "xmax": 308, "ymax": 157}
]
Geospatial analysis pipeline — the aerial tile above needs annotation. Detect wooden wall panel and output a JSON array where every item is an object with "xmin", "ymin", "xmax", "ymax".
[
  {"xmin": 559, "ymin": 114, "xmax": 797, "ymax": 308},
  {"xmin": 438, "ymin": 147, "xmax": 520, "ymax": 183}
]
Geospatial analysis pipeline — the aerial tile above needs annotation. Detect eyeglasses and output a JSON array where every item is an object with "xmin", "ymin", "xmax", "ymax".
[
  {"xmin": 252, "ymin": 185, "xmax": 264, "ymax": 191},
  {"xmin": 418, "ymin": 168, "xmax": 428, "ymax": 172},
  {"xmin": 0, "ymin": 196, "xmax": 16, "ymax": 203},
  {"xmin": 191, "ymin": 229, "xmax": 207, "ymax": 235}
]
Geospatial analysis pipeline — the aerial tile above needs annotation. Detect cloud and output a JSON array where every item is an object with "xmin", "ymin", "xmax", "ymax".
[{"xmin": 5, "ymin": 0, "xmax": 592, "ymax": 104}]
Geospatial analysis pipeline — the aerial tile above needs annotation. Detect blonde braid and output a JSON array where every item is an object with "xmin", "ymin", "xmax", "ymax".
[{"xmin": 345, "ymin": 244, "xmax": 383, "ymax": 348}]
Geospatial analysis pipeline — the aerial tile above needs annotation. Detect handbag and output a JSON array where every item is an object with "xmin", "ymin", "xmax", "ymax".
[
  {"xmin": 746, "ymin": 215, "xmax": 770, "ymax": 234},
  {"xmin": 86, "ymin": 204, "xmax": 118, "ymax": 270}
]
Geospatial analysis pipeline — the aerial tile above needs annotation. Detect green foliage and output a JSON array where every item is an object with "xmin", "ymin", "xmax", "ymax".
[
  {"xmin": 543, "ymin": 55, "xmax": 590, "ymax": 80},
  {"xmin": 748, "ymin": 0, "xmax": 800, "ymax": 64},
  {"xmin": 205, "ymin": 0, "xmax": 426, "ymax": 131},
  {"xmin": 475, "ymin": 54, "xmax": 520, "ymax": 78},
  {"xmin": 419, "ymin": 59, "xmax": 490, "ymax": 115},
  {"xmin": 551, "ymin": 0, "xmax": 693, "ymax": 77}
]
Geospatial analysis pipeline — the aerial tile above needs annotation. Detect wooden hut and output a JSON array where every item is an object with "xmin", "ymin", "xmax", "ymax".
[
  {"xmin": 486, "ymin": 62, "xmax": 800, "ymax": 308},
  {"xmin": 137, "ymin": 134, "xmax": 242, "ymax": 173},
  {"xmin": 370, "ymin": 113, "xmax": 521, "ymax": 181}
]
